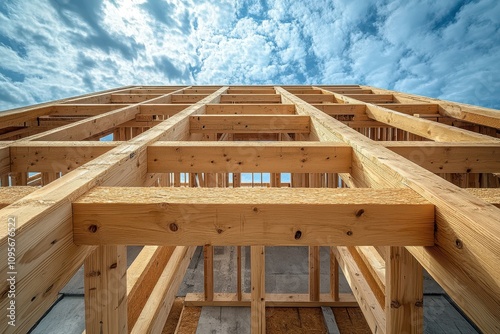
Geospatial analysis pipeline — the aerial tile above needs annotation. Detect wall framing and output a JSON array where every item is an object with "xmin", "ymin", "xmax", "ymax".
[{"xmin": 0, "ymin": 85, "xmax": 499, "ymax": 333}]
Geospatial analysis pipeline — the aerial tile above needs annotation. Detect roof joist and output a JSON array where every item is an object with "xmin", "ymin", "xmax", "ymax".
[{"xmin": 73, "ymin": 187, "xmax": 434, "ymax": 247}]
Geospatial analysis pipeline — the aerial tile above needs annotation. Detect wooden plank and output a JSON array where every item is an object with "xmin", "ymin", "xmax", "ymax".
[
  {"xmin": 126, "ymin": 246, "xmax": 176, "ymax": 329},
  {"xmin": 375, "ymin": 104, "xmax": 439, "ymax": 115},
  {"xmin": 171, "ymin": 94, "xmax": 208, "ymax": 103},
  {"xmin": 189, "ymin": 115, "xmax": 310, "ymax": 133},
  {"xmin": 286, "ymin": 87, "xmax": 500, "ymax": 332},
  {"xmin": 0, "ymin": 186, "xmax": 38, "ymax": 208},
  {"xmin": 220, "ymin": 94, "xmax": 281, "ymax": 104},
  {"xmin": 330, "ymin": 91, "xmax": 498, "ymax": 142},
  {"xmin": 10, "ymin": 141, "xmax": 119, "ymax": 172},
  {"xmin": 111, "ymin": 94, "xmax": 163, "ymax": 103},
  {"xmin": 309, "ymin": 246, "xmax": 320, "ymax": 301},
  {"xmin": 184, "ymin": 292, "xmax": 358, "ymax": 307},
  {"xmin": 147, "ymin": 141, "xmax": 351, "ymax": 173},
  {"xmin": 344, "ymin": 94, "xmax": 394, "ymax": 103},
  {"xmin": 206, "ymin": 104, "xmax": 295, "ymax": 114},
  {"xmin": 139, "ymin": 104, "xmax": 190, "ymax": 116},
  {"xmin": 227, "ymin": 88, "xmax": 276, "ymax": 94},
  {"xmin": 384, "ymin": 142, "xmax": 500, "ymax": 173},
  {"xmin": 0, "ymin": 86, "xmax": 228, "ymax": 333},
  {"xmin": 366, "ymin": 85, "xmax": 500, "ymax": 128},
  {"xmin": 251, "ymin": 246, "xmax": 265, "ymax": 334},
  {"xmin": 296, "ymin": 94, "xmax": 336, "ymax": 103},
  {"xmin": 385, "ymin": 246, "xmax": 423, "ymax": 334},
  {"xmin": 50, "ymin": 104, "xmax": 132, "ymax": 116},
  {"xmin": 73, "ymin": 187, "xmax": 434, "ymax": 246},
  {"xmin": 84, "ymin": 245, "xmax": 127, "ymax": 334},
  {"xmin": 333, "ymin": 247, "xmax": 386, "ymax": 333},
  {"xmin": 203, "ymin": 245, "xmax": 214, "ymax": 302},
  {"xmin": 130, "ymin": 246, "xmax": 196, "ymax": 333},
  {"xmin": 312, "ymin": 104, "xmax": 366, "ymax": 117}
]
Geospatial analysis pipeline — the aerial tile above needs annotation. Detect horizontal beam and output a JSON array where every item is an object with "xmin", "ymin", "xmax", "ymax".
[
  {"xmin": 138, "ymin": 104, "xmax": 190, "ymax": 116},
  {"xmin": 184, "ymin": 292, "xmax": 358, "ymax": 307},
  {"xmin": 147, "ymin": 141, "xmax": 352, "ymax": 173},
  {"xmin": 331, "ymin": 92, "xmax": 498, "ymax": 142},
  {"xmin": 73, "ymin": 187, "xmax": 434, "ymax": 246},
  {"xmin": 190, "ymin": 115, "xmax": 310, "ymax": 133},
  {"xmin": 205, "ymin": 104, "xmax": 295, "ymax": 114},
  {"xmin": 384, "ymin": 142, "xmax": 500, "ymax": 173},
  {"xmin": 220, "ymin": 94, "xmax": 281, "ymax": 103},
  {"xmin": 50, "ymin": 104, "xmax": 132, "ymax": 116},
  {"xmin": 10, "ymin": 141, "xmax": 120, "ymax": 172}
]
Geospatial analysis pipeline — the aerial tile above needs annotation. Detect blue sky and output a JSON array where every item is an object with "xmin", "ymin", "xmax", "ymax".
[{"xmin": 0, "ymin": 0, "xmax": 499, "ymax": 111}]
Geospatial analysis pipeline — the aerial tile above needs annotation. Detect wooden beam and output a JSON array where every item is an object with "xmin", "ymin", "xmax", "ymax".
[
  {"xmin": 220, "ymin": 94, "xmax": 281, "ymax": 104},
  {"xmin": 126, "ymin": 246, "xmax": 176, "ymax": 329},
  {"xmin": 251, "ymin": 246, "xmax": 265, "ymax": 334},
  {"xmin": 73, "ymin": 187, "xmax": 434, "ymax": 246},
  {"xmin": 385, "ymin": 247, "xmax": 423, "ymax": 334},
  {"xmin": 206, "ymin": 104, "xmax": 295, "ymax": 114},
  {"xmin": 130, "ymin": 246, "xmax": 196, "ymax": 333},
  {"xmin": 333, "ymin": 246, "xmax": 386, "ymax": 333},
  {"xmin": 147, "ymin": 141, "xmax": 351, "ymax": 173},
  {"xmin": 329, "ymin": 90, "xmax": 498, "ymax": 142},
  {"xmin": 366, "ymin": 86, "xmax": 500, "ymax": 129},
  {"xmin": 0, "ymin": 186, "xmax": 38, "ymax": 208},
  {"xmin": 10, "ymin": 141, "xmax": 120, "ymax": 173},
  {"xmin": 375, "ymin": 104, "xmax": 439, "ymax": 115},
  {"xmin": 344, "ymin": 94, "xmax": 394, "ymax": 103},
  {"xmin": 138, "ymin": 104, "xmax": 190, "ymax": 116},
  {"xmin": 190, "ymin": 115, "xmax": 310, "ymax": 133},
  {"xmin": 50, "ymin": 104, "xmax": 132, "ymax": 116},
  {"xmin": 383, "ymin": 142, "xmax": 500, "ymax": 173},
  {"xmin": 0, "ymin": 86, "xmax": 228, "ymax": 333},
  {"xmin": 84, "ymin": 245, "xmax": 127, "ymax": 334},
  {"xmin": 284, "ymin": 87, "xmax": 500, "ymax": 332}
]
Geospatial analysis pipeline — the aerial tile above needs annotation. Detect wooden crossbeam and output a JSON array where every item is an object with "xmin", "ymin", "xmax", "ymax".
[
  {"xmin": 0, "ymin": 86, "xmax": 228, "ymax": 333},
  {"xmin": 220, "ymin": 94, "xmax": 281, "ymax": 103},
  {"xmin": 138, "ymin": 104, "xmax": 190, "ymax": 116},
  {"xmin": 73, "ymin": 187, "xmax": 434, "ymax": 246},
  {"xmin": 189, "ymin": 115, "xmax": 310, "ymax": 133},
  {"xmin": 147, "ymin": 141, "xmax": 351, "ymax": 173},
  {"xmin": 289, "ymin": 87, "xmax": 500, "ymax": 333},
  {"xmin": 366, "ymin": 86, "xmax": 500, "ymax": 128},
  {"xmin": 49, "ymin": 104, "xmax": 132, "ymax": 116},
  {"xmin": 10, "ymin": 141, "xmax": 119, "ymax": 172},
  {"xmin": 329, "ymin": 90, "xmax": 498, "ymax": 142},
  {"xmin": 205, "ymin": 104, "xmax": 295, "ymax": 114},
  {"xmin": 384, "ymin": 142, "xmax": 500, "ymax": 173},
  {"xmin": 184, "ymin": 292, "xmax": 358, "ymax": 307}
]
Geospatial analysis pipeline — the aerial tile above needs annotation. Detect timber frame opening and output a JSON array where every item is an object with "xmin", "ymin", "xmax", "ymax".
[{"xmin": 0, "ymin": 85, "xmax": 499, "ymax": 333}]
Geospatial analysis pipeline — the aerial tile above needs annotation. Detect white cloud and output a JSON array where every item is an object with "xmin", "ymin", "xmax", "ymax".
[{"xmin": 0, "ymin": 0, "xmax": 499, "ymax": 110}]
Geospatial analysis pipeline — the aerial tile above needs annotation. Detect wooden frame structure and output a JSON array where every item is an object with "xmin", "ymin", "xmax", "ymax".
[{"xmin": 0, "ymin": 85, "xmax": 499, "ymax": 333}]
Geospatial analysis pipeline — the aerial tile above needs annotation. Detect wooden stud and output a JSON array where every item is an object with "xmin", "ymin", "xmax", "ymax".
[{"xmin": 251, "ymin": 246, "xmax": 265, "ymax": 334}]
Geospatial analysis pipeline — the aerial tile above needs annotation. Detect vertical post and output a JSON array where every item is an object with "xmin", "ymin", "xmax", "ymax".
[
  {"xmin": 203, "ymin": 245, "xmax": 214, "ymax": 302},
  {"xmin": 385, "ymin": 246, "xmax": 423, "ymax": 334},
  {"xmin": 84, "ymin": 245, "xmax": 128, "ymax": 334},
  {"xmin": 309, "ymin": 246, "xmax": 320, "ymax": 302},
  {"xmin": 251, "ymin": 246, "xmax": 265, "ymax": 334},
  {"xmin": 330, "ymin": 247, "xmax": 339, "ymax": 301}
]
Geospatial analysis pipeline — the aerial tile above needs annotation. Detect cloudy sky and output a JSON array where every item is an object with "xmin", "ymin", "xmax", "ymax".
[{"xmin": 0, "ymin": 0, "xmax": 499, "ymax": 111}]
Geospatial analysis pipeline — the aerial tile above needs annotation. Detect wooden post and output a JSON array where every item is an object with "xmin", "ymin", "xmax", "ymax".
[
  {"xmin": 84, "ymin": 245, "xmax": 127, "ymax": 334},
  {"xmin": 251, "ymin": 246, "xmax": 265, "ymax": 333},
  {"xmin": 385, "ymin": 246, "xmax": 423, "ymax": 334}
]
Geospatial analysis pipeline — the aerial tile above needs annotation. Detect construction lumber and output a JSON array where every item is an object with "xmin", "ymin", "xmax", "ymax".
[
  {"xmin": 366, "ymin": 85, "xmax": 500, "ymax": 128},
  {"xmin": 184, "ymin": 292, "xmax": 358, "ymax": 307},
  {"xmin": 10, "ymin": 141, "xmax": 119, "ymax": 172},
  {"xmin": 130, "ymin": 246, "xmax": 196, "ymax": 334},
  {"xmin": 0, "ymin": 87, "xmax": 228, "ymax": 333},
  {"xmin": 205, "ymin": 103, "xmax": 295, "ymax": 114},
  {"xmin": 189, "ymin": 115, "xmax": 310, "ymax": 133},
  {"xmin": 333, "ymin": 246, "xmax": 386, "ymax": 333},
  {"xmin": 220, "ymin": 94, "xmax": 281, "ymax": 104},
  {"xmin": 383, "ymin": 142, "xmax": 500, "ymax": 173},
  {"xmin": 126, "ymin": 246, "xmax": 176, "ymax": 329},
  {"xmin": 251, "ymin": 246, "xmax": 265, "ymax": 334},
  {"xmin": 84, "ymin": 245, "xmax": 128, "ymax": 333},
  {"xmin": 284, "ymin": 87, "xmax": 500, "ymax": 333},
  {"xmin": 331, "ymin": 92, "xmax": 497, "ymax": 142},
  {"xmin": 73, "ymin": 187, "xmax": 434, "ymax": 246},
  {"xmin": 147, "ymin": 141, "xmax": 351, "ymax": 173}
]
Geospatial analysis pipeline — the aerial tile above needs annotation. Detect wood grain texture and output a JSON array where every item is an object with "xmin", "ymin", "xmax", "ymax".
[{"xmin": 73, "ymin": 187, "xmax": 434, "ymax": 246}]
